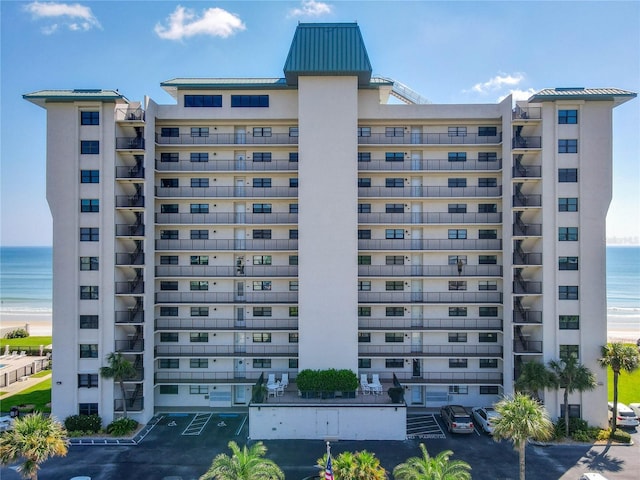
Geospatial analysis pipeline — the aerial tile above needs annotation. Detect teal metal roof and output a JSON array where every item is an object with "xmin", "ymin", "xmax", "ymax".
[
  {"xmin": 529, "ymin": 87, "xmax": 636, "ymax": 105},
  {"xmin": 23, "ymin": 89, "xmax": 127, "ymax": 108},
  {"xmin": 160, "ymin": 78, "xmax": 291, "ymax": 98},
  {"xmin": 283, "ymin": 23, "xmax": 372, "ymax": 86}
]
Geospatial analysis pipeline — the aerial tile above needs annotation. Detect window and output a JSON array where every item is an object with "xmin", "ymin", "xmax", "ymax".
[
  {"xmin": 385, "ymin": 152, "xmax": 404, "ymax": 162},
  {"xmin": 190, "ymin": 358, "xmax": 208, "ymax": 368},
  {"xmin": 190, "ymin": 230, "xmax": 208, "ymax": 240},
  {"xmin": 479, "ymin": 332, "xmax": 498, "ymax": 342},
  {"xmin": 385, "ymin": 281, "xmax": 404, "ymax": 291},
  {"xmin": 289, "ymin": 127, "xmax": 298, "ymax": 137},
  {"xmin": 253, "ymin": 255, "xmax": 271, "ymax": 265},
  {"xmin": 79, "ymin": 403, "xmax": 98, "ymax": 415},
  {"xmin": 252, "ymin": 127, "xmax": 272, "ymax": 137},
  {"xmin": 190, "ymin": 332, "xmax": 209, "ymax": 343},
  {"xmin": 448, "ymin": 204, "xmax": 467, "ymax": 213},
  {"xmin": 385, "ymin": 178, "xmax": 404, "ymax": 187},
  {"xmin": 80, "ymin": 140, "xmax": 99, "ymax": 154},
  {"xmin": 80, "ymin": 199, "xmax": 99, "ymax": 212},
  {"xmin": 289, "ymin": 203, "xmax": 298, "ymax": 214},
  {"xmin": 448, "ymin": 332, "xmax": 467, "ymax": 342},
  {"xmin": 253, "ymin": 152, "xmax": 272, "ymax": 162},
  {"xmin": 478, "ymin": 178, "xmax": 497, "ymax": 187},
  {"xmin": 190, "ymin": 153, "xmax": 209, "ymax": 163},
  {"xmin": 190, "ymin": 255, "xmax": 209, "ymax": 265},
  {"xmin": 560, "ymin": 404, "xmax": 581, "ymax": 418},
  {"xmin": 231, "ymin": 95, "xmax": 269, "ymax": 107},
  {"xmin": 449, "ymin": 359, "xmax": 468, "ymax": 368},
  {"xmin": 289, "ymin": 306, "xmax": 298, "ymax": 317},
  {"xmin": 479, "ymin": 359, "xmax": 498, "ymax": 368},
  {"xmin": 253, "ymin": 307, "xmax": 272, "ymax": 317},
  {"xmin": 159, "ymin": 359, "xmax": 179, "ymax": 369},
  {"xmin": 559, "ymin": 227, "xmax": 579, "ymax": 241},
  {"xmin": 479, "ymin": 255, "xmax": 497, "ymax": 265},
  {"xmin": 559, "ymin": 286, "xmax": 579, "ymax": 300},
  {"xmin": 161, "ymin": 152, "xmax": 179, "ymax": 162},
  {"xmin": 253, "ymin": 229, "xmax": 271, "ymax": 239},
  {"xmin": 559, "ymin": 168, "xmax": 578, "ymax": 182},
  {"xmin": 479, "ymin": 229, "xmax": 497, "ymax": 239},
  {"xmin": 253, "ymin": 359, "xmax": 271, "ymax": 368},
  {"xmin": 359, "ymin": 359, "xmax": 372, "ymax": 369},
  {"xmin": 190, "ymin": 281, "xmax": 209, "ymax": 291},
  {"xmin": 448, "ymin": 255, "xmax": 467, "ymax": 265},
  {"xmin": 78, "ymin": 374, "xmax": 99, "ymax": 388},
  {"xmin": 385, "ymin": 333, "xmax": 404, "ymax": 343},
  {"xmin": 289, "ymin": 333, "xmax": 298, "ymax": 343},
  {"xmin": 448, "ymin": 229, "xmax": 467, "ymax": 239},
  {"xmin": 559, "ymin": 256, "xmax": 579, "ymax": 270},
  {"xmin": 159, "ymin": 385, "xmax": 179, "ymax": 394},
  {"xmin": 386, "ymin": 203, "xmax": 404, "ymax": 213},
  {"xmin": 478, "ymin": 126, "xmax": 497, "ymax": 136},
  {"xmin": 358, "ymin": 281, "xmax": 371, "ymax": 291},
  {"xmin": 79, "ymin": 315, "xmax": 98, "ymax": 329},
  {"xmin": 80, "ymin": 256, "xmax": 99, "ymax": 271},
  {"xmin": 358, "ymin": 333, "xmax": 371, "ymax": 343},
  {"xmin": 479, "ymin": 281, "xmax": 497, "ymax": 291},
  {"xmin": 358, "ymin": 306, "xmax": 371, "ymax": 316},
  {"xmin": 560, "ymin": 344, "xmax": 579, "ymax": 361},
  {"xmin": 559, "ymin": 315, "xmax": 580, "ymax": 330},
  {"xmin": 478, "ymin": 152, "xmax": 497, "ymax": 162},
  {"xmin": 81, "ymin": 111, "xmax": 99, "ymax": 125},
  {"xmin": 80, "ymin": 286, "xmax": 98, "ymax": 300},
  {"xmin": 386, "ymin": 359, "xmax": 404, "ymax": 368},
  {"xmin": 160, "ymin": 332, "xmax": 178, "ymax": 342},
  {"xmin": 558, "ymin": 110, "xmax": 578, "ymax": 124},
  {"xmin": 559, "ymin": 198, "xmax": 578, "ymax": 212},
  {"xmin": 448, "ymin": 152, "xmax": 467, "ymax": 162},
  {"xmin": 81, "ymin": 170, "xmax": 99, "ymax": 183},
  {"xmin": 289, "ymin": 152, "xmax": 299, "ymax": 162},
  {"xmin": 480, "ymin": 386, "xmax": 499, "ymax": 395},
  {"xmin": 160, "ymin": 230, "xmax": 178, "ymax": 240},
  {"xmin": 386, "ymin": 256, "xmax": 404, "ymax": 265},
  {"xmin": 161, "ymin": 178, "xmax": 179, "ymax": 188},
  {"xmin": 190, "ymin": 127, "xmax": 209, "ymax": 138},
  {"xmin": 160, "ymin": 256, "xmax": 178, "ymax": 266},
  {"xmin": 357, "ymin": 256, "xmax": 371, "ymax": 266},
  {"xmin": 448, "ymin": 127, "xmax": 467, "ymax": 137},
  {"xmin": 161, "ymin": 128, "xmax": 179, "ymax": 137},
  {"xmin": 289, "ymin": 178, "xmax": 298, "ymax": 188},
  {"xmin": 449, "ymin": 385, "xmax": 469, "ymax": 395},
  {"xmin": 253, "ymin": 178, "xmax": 272, "ymax": 188},
  {"xmin": 191, "ymin": 178, "xmax": 209, "ymax": 188},
  {"xmin": 357, "ymin": 127, "xmax": 371, "ymax": 137},
  {"xmin": 478, "ymin": 204, "xmax": 497, "ymax": 213},
  {"xmin": 558, "ymin": 139, "xmax": 578, "ymax": 153},
  {"xmin": 358, "ymin": 203, "xmax": 371, "ymax": 213},
  {"xmin": 253, "ymin": 281, "xmax": 271, "ymax": 291},
  {"xmin": 358, "ymin": 152, "xmax": 371, "ymax": 162},
  {"xmin": 184, "ymin": 95, "xmax": 222, "ymax": 107},
  {"xmin": 79, "ymin": 344, "xmax": 98, "ymax": 358},
  {"xmin": 386, "ymin": 127, "xmax": 404, "ymax": 137},
  {"xmin": 448, "ymin": 178, "xmax": 467, "ymax": 188},
  {"xmin": 358, "ymin": 178, "xmax": 371, "ymax": 187},
  {"xmin": 449, "ymin": 307, "xmax": 467, "ymax": 317},
  {"xmin": 479, "ymin": 307, "xmax": 498, "ymax": 317},
  {"xmin": 161, "ymin": 204, "xmax": 178, "ymax": 213},
  {"xmin": 190, "ymin": 203, "xmax": 209, "ymax": 214},
  {"xmin": 253, "ymin": 333, "xmax": 271, "ymax": 343},
  {"xmin": 190, "ymin": 307, "xmax": 209, "ymax": 317},
  {"xmin": 358, "ymin": 230, "xmax": 371, "ymax": 239},
  {"xmin": 160, "ymin": 307, "xmax": 178, "ymax": 316},
  {"xmin": 289, "ymin": 281, "xmax": 298, "ymax": 291},
  {"xmin": 386, "ymin": 229, "xmax": 404, "ymax": 239},
  {"xmin": 253, "ymin": 203, "xmax": 272, "ymax": 213},
  {"xmin": 80, "ymin": 227, "xmax": 99, "ymax": 242},
  {"xmin": 289, "ymin": 255, "xmax": 298, "ymax": 265},
  {"xmin": 190, "ymin": 386, "xmax": 208, "ymax": 395},
  {"xmin": 448, "ymin": 281, "xmax": 467, "ymax": 291},
  {"xmin": 386, "ymin": 307, "xmax": 404, "ymax": 317}
]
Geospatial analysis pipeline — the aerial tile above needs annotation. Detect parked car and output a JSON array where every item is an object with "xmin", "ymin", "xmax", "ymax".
[
  {"xmin": 580, "ymin": 473, "xmax": 609, "ymax": 480},
  {"xmin": 471, "ymin": 406, "xmax": 501, "ymax": 434},
  {"xmin": 607, "ymin": 402, "xmax": 639, "ymax": 427},
  {"xmin": 440, "ymin": 405, "xmax": 474, "ymax": 434},
  {"xmin": 628, "ymin": 403, "xmax": 640, "ymax": 418}
]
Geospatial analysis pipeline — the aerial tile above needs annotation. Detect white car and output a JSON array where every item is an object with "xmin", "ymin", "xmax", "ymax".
[
  {"xmin": 471, "ymin": 406, "xmax": 500, "ymax": 434},
  {"xmin": 607, "ymin": 402, "xmax": 639, "ymax": 427},
  {"xmin": 580, "ymin": 473, "xmax": 609, "ymax": 480},
  {"xmin": 627, "ymin": 403, "xmax": 640, "ymax": 418}
]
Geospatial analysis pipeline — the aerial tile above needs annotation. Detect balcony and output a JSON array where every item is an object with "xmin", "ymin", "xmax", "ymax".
[
  {"xmin": 156, "ymin": 159, "xmax": 298, "ymax": 172},
  {"xmin": 115, "ymin": 339, "xmax": 144, "ymax": 353},
  {"xmin": 357, "ymin": 292, "xmax": 502, "ymax": 303},
  {"xmin": 512, "ymin": 106, "xmax": 541, "ymax": 120},
  {"xmin": 155, "ymin": 265, "xmax": 298, "ymax": 277},
  {"xmin": 155, "ymin": 213, "xmax": 297, "ymax": 225},
  {"xmin": 156, "ymin": 133, "xmax": 298, "ymax": 145},
  {"xmin": 155, "ymin": 239, "xmax": 298, "ymax": 251},
  {"xmin": 115, "ymin": 252, "xmax": 145, "ymax": 266},
  {"xmin": 358, "ymin": 158, "xmax": 502, "ymax": 172},
  {"xmin": 358, "ymin": 132, "xmax": 502, "ymax": 145},
  {"xmin": 116, "ymin": 107, "xmax": 145, "ymax": 122},
  {"xmin": 513, "ymin": 340, "xmax": 543, "ymax": 354},
  {"xmin": 357, "ymin": 264, "xmax": 503, "ymax": 277},
  {"xmin": 358, "ymin": 212, "xmax": 502, "ymax": 224},
  {"xmin": 155, "ymin": 291, "xmax": 298, "ymax": 304},
  {"xmin": 357, "ymin": 238, "xmax": 502, "ymax": 251},
  {"xmin": 155, "ymin": 186, "xmax": 297, "ymax": 198},
  {"xmin": 512, "ymin": 252, "xmax": 542, "ymax": 266},
  {"xmin": 155, "ymin": 318, "xmax": 298, "ymax": 330},
  {"xmin": 512, "ymin": 165, "xmax": 541, "ymax": 178},
  {"xmin": 419, "ymin": 372, "xmax": 503, "ymax": 384},
  {"xmin": 115, "ymin": 310, "xmax": 145, "ymax": 324},
  {"xmin": 513, "ymin": 281, "xmax": 542, "ymax": 295},
  {"xmin": 115, "ymin": 224, "xmax": 145, "ymax": 237},
  {"xmin": 116, "ymin": 137, "xmax": 145, "ymax": 150},
  {"xmin": 116, "ymin": 195, "xmax": 145, "ymax": 208},
  {"xmin": 359, "ymin": 186, "xmax": 502, "ymax": 198},
  {"xmin": 512, "ymin": 194, "xmax": 541, "ymax": 208},
  {"xmin": 513, "ymin": 223, "xmax": 542, "ymax": 236},
  {"xmin": 114, "ymin": 398, "xmax": 144, "ymax": 412},
  {"xmin": 512, "ymin": 136, "xmax": 541, "ymax": 149},
  {"xmin": 154, "ymin": 371, "xmax": 296, "ymax": 384},
  {"xmin": 358, "ymin": 344, "xmax": 503, "ymax": 357},
  {"xmin": 512, "ymin": 310, "xmax": 543, "ymax": 324},
  {"xmin": 154, "ymin": 345, "xmax": 298, "ymax": 357},
  {"xmin": 115, "ymin": 281, "xmax": 144, "ymax": 295},
  {"xmin": 116, "ymin": 166, "xmax": 145, "ymax": 179},
  {"xmin": 358, "ymin": 318, "xmax": 502, "ymax": 330}
]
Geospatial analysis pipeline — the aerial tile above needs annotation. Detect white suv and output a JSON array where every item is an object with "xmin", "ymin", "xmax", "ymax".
[{"xmin": 607, "ymin": 402, "xmax": 639, "ymax": 427}]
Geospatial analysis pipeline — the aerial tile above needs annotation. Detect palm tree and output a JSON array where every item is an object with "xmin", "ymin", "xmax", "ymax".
[
  {"xmin": 393, "ymin": 443, "xmax": 471, "ymax": 480},
  {"xmin": 200, "ymin": 440, "xmax": 283, "ymax": 480},
  {"xmin": 0, "ymin": 412, "xmax": 69, "ymax": 480},
  {"xmin": 492, "ymin": 393, "xmax": 553, "ymax": 480},
  {"xmin": 99, "ymin": 352, "xmax": 137, "ymax": 418},
  {"xmin": 547, "ymin": 356, "xmax": 597, "ymax": 438},
  {"xmin": 514, "ymin": 360, "xmax": 555, "ymax": 402},
  {"xmin": 317, "ymin": 450, "xmax": 386, "ymax": 480},
  {"xmin": 598, "ymin": 342, "xmax": 640, "ymax": 430}
]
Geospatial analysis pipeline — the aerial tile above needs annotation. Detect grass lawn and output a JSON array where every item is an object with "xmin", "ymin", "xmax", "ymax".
[
  {"xmin": 0, "ymin": 336, "xmax": 52, "ymax": 349},
  {"xmin": 607, "ymin": 367, "xmax": 640, "ymax": 404},
  {"xmin": 0, "ymin": 378, "xmax": 51, "ymax": 413}
]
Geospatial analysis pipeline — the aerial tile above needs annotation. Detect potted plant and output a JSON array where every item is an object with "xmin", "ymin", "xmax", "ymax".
[
  {"xmin": 336, "ymin": 369, "xmax": 358, "ymax": 398},
  {"xmin": 296, "ymin": 369, "xmax": 319, "ymax": 398},
  {"xmin": 252, "ymin": 383, "xmax": 268, "ymax": 403},
  {"xmin": 388, "ymin": 386, "xmax": 405, "ymax": 403}
]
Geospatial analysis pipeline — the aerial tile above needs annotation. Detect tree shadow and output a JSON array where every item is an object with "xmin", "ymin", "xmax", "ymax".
[{"xmin": 578, "ymin": 442, "xmax": 625, "ymax": 473}]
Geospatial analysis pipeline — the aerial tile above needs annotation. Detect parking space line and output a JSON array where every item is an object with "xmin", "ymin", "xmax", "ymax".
[
  {"xmin": 406, "ymin": 413, "xmax": 446, "ymax": 439},
  {"xmin": 182, "ymin": 413, "xmax": 213, "ymax": 436},
  {"xmin": 235, "ymin": 415, "xmax": 247, "ymax": 436}
]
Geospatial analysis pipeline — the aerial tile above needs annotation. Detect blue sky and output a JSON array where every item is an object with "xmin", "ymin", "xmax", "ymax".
[{"xmin": 1, "ymin": 0, "xmax": 638, "ymax": 246}]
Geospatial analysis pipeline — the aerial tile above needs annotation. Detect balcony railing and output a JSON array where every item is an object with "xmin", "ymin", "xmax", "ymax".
[
  {"xmin": 116, "ymin": 137, "xmax": 145, "ymax": 150},
  {"xmin": 156, "ymin": 133, "xmax": 298, "ymax": 145},
  {"xmin": 358, "ymin": 239, "xmax": 502, "ymax": 251},
  {"xmin": 358, "ymin": 345, "xmax": 503, "ymax": 357},
  {"xmin": 512, "ymin": 252, "xmax": 542, "ymax": 266},
  {"xmin": 359, "ymin": 186, "xmax": 502, "ymax": 198},
  {"xmin": 513, "ymin": 340, "xmax": 543, "ymax": 354},
  {"xmin": 358, "ymin": 133, "xmax": 502, "ymax": 145},
  {"xmin": 512, "ymin": 165, "xmax": 541, "ymax": 178},
  {"xmin": 420, "ymin": 372, "xmax": 503, "ymax": 384},
  {"xmin": 115, "ymin": 224, "xmax": 145, "ymax": 237},
  {"xmin": 154, "ymin": 371, "xmax": 296, "ymax": 383},
  {"xmin": 154, "ymin": 345, "xmax": 298, "ymax": 357},
  {"xmin": 116, "ymin": 195, "xmax": 145, "ymax": 208},
  {"xmin": 357, "ymin": 264, "xmax": 503, "ymax": 277},
  {"xmin": 115, "ymin": 252, "xmax": 145, "ymax": 266},
  {"xmin": 358, "ymin": 212, "xmax": 502, "ymax": 224},
  {"xmin": 155, "ymin": 213, "xmax": 298, "ymax": 225},
  {"xmin": 512, "ymin": 310, "xmax": 543, "ymax": 324},
  {"xmin": 114, "ymin": 398, "xmax": 144, "ymax": 412},
  {"xmin": 512, "ymin": 106, "xmax": 541, "ymax": 120},
  {"xmin": 155, "ymin": 186, "xmax": 297, "ymax": 198},
  {"xmin": 512, "ymin": 136, "xmax": 541, "ymax": 149},
  {"xmin": 357, "ymin": 292, "xmax": 502, "ymax": 303},
  {"xmin": 358, "ymin": 158, "xmax": 502, "ymax": 171},
  {"xmin": 116, "ymin": 107, "xmax": 145, "ymax": 122},
  {"xmin": 156, "ymin": 159, "xmax": 298, "ymax": 172},
  {"xmin": 155, "ymin": 265, "xmax": 298, "ymax": 277},
  {"xmin": 358, "ymin": 318, "xmax": 503, "ymax": 330},
  {"xmin": 115, "ymin": 310, "xmax": 144, "ymax": 324},
  {"xmin": 116, "ymin": 166, "xmax": 145, "ymax": 179},
  {"xmin": 513, "ymin": 281, "xmax": 542, "ymax": 295},
  {"xmin": 155, "ymin": 318, "xmax": 298, "ymax": 330},
  {"xmin": 115, "ymin": 281, "xmax": 144, "ymax": 295},
  {"xmin": 512, "ymin": 194, "xmax": 542, "ymax": 207},
  {"xmin": 155, "ymin": 292, "xmax": 298, "ymax": 304},
  {"xmin": 155, "ymin": 239, "xmax": 298, "ymax": 251},
  {"xmin": 115, "ymin": 339, "xmax": 144, "ymax": 353},
  {"xmin": 513, "ymin": 223, "xmax": 542, "ymax": 236}
]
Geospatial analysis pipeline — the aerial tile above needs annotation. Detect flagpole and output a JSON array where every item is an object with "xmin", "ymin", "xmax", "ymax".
[{"xmin": 326, "ymin": 440, "xmax": 331, "ymax": 458}]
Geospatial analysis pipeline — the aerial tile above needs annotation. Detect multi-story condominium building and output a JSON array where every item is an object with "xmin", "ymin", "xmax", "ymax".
[{"xmin": 25, "ymin": 23, "xmax": 635, "ymax": 438}]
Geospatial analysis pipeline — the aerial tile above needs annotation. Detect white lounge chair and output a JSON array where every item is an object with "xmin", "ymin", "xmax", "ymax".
[
  {"xmin": 370, "ymin": 374, "xmax": 383, "ymax": 395},
  {"xmin": 267, "ymin": 373, "xmax": 276, "ymax": 386},
  {"xmin": 360, "ymin": 374, "xmax": 371, "ymax": 395}
]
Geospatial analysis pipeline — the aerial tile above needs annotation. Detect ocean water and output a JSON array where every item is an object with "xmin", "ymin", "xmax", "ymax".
[{"xmin": 0, "ymin": 246, "xmax": 638, "ymax": 333}]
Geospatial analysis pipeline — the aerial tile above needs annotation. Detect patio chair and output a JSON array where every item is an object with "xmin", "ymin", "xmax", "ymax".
[
  {"xmin": 280, "ymin": 373, "xmax": 289, "ymax": 388},
  {"xmin": 267, "ymin": 373, "xmax": 276, "ymax": 386},
  {"xmin": 370, "ymin": 374, "xmax": 383, "ymax": 395},
  {"xmin": 360, "ymin": 382, "xmax": 371, "ymax": 395}
]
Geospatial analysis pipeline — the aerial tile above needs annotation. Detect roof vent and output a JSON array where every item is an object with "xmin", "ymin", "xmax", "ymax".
[
  {"xmin": 73, "ymin": 89, "xmax": 102, "ymax": 93},
  {"xmin": 555, "ymin": 87, "xmax": 585, "ymax": 91}
]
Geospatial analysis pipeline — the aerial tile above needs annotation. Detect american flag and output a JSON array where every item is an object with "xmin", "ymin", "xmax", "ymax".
[{"xmin": 324, "ymin": 455, "xmax": 334, "ymax": 480}]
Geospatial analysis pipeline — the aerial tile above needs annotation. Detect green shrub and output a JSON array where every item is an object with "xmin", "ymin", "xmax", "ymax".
[
  {"xmin": 5, "ymin": 329, "xmax": 29, "ymax": 339},
  {"xmin": 610, "ymin": 428, "xmax": 632, "ymax": 443},
  {"xmin": 596, "ymin": 428, "xmax": 611, "ymax": 441},
  {"xmin": 553, "ymin": 417, "xmax": 589, "ymax": 438},
  {"xmin": 106, "ymin": 417, "xmax": 138, "ymax": 436},
  {"xmin": 296, "ymin": 369, "xmax": 358, "ymax": 392},
  {"xmin": 64, "ymin": 414, "xmax": 102, "ymax": 433}
]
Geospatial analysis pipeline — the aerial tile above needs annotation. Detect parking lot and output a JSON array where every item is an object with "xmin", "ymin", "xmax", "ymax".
[{"xmin": 1, "ymin": 411, "xmax": 638, "ymax": 479}]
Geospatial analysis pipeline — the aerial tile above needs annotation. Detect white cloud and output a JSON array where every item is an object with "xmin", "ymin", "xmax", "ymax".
[
  {"xmin": 155, "ymin": 5, "xmax": 246, "ymax": 41},
  {"xmin": 289, "ymin": 0, "xmax": 333, "ymax": 17},
  {"xmin": 498, "ymin": 88, "xmax": 537, "ymax": 104},
  {"xmin": 24, "ymin": 1, "xmax": 101, "ymax": 33},
  {"xmin": 468, "ymin": 73, "xmax": 524, "ymax": 94}
]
